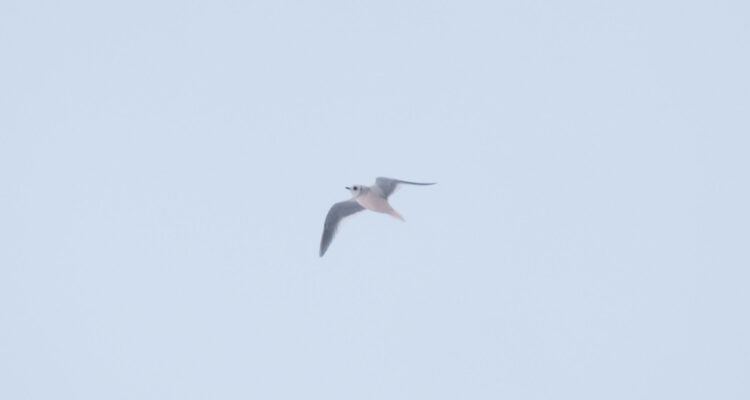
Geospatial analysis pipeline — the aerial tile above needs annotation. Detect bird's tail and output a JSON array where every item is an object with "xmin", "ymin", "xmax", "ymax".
[{"xmin": 388, "ymin": 208, "xmax": 405, "ymax": 222}]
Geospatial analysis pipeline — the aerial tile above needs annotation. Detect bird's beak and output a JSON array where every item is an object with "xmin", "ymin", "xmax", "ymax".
[{"xmin": 345, "ymin": 186, "xmax": 351, "ymax": 190}]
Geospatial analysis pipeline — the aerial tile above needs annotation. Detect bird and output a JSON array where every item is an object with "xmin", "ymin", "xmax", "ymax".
[{"xmin": 319, "ymin": 177, "xmax": 436, "ymax": 257}]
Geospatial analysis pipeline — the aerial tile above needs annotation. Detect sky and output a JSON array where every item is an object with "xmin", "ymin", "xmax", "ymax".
[{"xmin": 1, "ymin": 0, "xmax": 749, "ymax": 399}]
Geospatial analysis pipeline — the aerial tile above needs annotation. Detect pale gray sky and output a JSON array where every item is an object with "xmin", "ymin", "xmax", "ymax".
[{"xmin": 1, "ymin": 1, "xmax": 748, "ymax": 399}]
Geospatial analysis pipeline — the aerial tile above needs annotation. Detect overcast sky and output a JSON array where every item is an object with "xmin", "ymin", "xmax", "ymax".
[{"xmin": 1, "ymin": 1, "xmax": 748, "ymax": 399}]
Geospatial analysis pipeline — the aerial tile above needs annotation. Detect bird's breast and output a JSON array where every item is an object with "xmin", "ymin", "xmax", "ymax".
[{"xmin": 356, "ymin": 194, "xmax": 390, "ymax": 212}]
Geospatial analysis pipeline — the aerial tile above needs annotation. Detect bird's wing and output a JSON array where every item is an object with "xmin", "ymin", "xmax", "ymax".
[
  {"xmin": 320, "ymin": 200, "xmax": 365, "ymax": 257},
  {"xmin": 374, "ymin": 177, "xmax": 436, "ymax": 198}
]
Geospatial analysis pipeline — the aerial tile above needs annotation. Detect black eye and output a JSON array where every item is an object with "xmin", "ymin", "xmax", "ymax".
[{"xmin": 353, "ymin": 186, "xmax": 358, "ymax": 190}]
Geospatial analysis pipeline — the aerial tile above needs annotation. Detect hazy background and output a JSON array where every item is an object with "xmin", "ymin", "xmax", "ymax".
[{"xmin": 1, "ymin": 0, "xmax": 748, "ymax": 398}]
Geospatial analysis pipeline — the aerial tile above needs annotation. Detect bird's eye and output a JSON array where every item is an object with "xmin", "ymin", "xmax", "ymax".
[{"xmin": 353, "ymin": 186, "xmax": 357, "ymax": 190}]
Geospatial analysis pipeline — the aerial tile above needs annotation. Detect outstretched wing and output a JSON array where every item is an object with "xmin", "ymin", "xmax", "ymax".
[
  {"xmin": 375, "ymin": 177, "xmax": 436, "ymax": 198},
  {"xmin": 320, "ymin": 200, "xmax": 365, "ymax": 257}
]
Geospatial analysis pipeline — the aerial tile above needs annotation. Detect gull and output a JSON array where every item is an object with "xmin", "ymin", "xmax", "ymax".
[{"xmin": 319, "ymin": 177, "xmax": 436, "ymax": 257}]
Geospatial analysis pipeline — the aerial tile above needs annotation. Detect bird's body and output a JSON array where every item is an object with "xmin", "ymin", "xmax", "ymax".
[
  {"xmin": 354, "ymin": 186, "xmax": 404, "ymax": 221},
  {"xmin": 319, "ymin": 177, "xmax": 435, "ymax": 257}
]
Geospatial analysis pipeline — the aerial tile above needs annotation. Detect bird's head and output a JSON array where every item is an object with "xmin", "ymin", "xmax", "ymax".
[{"xmin": 345, "ymin": 184, "xmax": 365, "ymax": 197}]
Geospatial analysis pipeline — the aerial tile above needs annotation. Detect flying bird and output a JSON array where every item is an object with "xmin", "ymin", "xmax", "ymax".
[{"xmin": 319, "ymin": 177, "xmax": 436, "ymax": 257}]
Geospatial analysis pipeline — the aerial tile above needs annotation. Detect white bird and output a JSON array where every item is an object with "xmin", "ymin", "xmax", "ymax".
[{"xmin": 320, "ymin": 177, "xmax": 436, "ymax": 257}]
